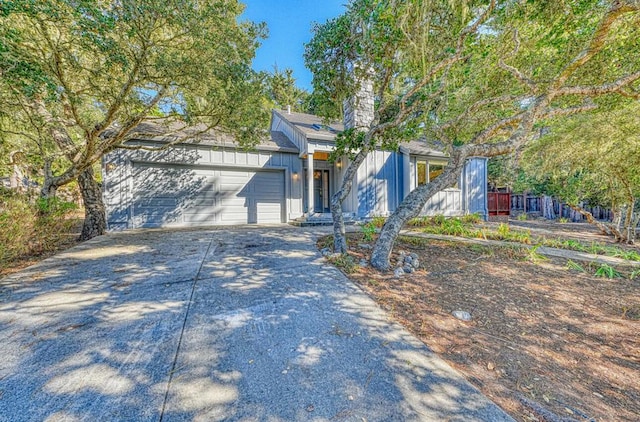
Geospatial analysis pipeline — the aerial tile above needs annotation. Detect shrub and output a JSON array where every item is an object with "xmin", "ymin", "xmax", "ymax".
[
  {"xmin": 0, "ymin": 192, "xmax": 37, "ymax": 264},
  {"xmin": 371, "ymin": 216, "xmax": 386, "ymax": 228},
  {"xmin": 566, "ymin": 260, "xmax": 586, "ymax": 272},
  {"xmin": 361, "ymin": 222, "xmax": 377, "ymax": 241},
  {"xmin": 460, "ymin": 212, "xmax": 482, "ymax": 224},
  {"xmin": 496, "ymin": 223, "xmax": 511, "ymax": 238},
  {"xmin": 0, "ymin": 190, "xmax": 79, "ymax": 269},
  {"xmin": 408, "ymin": 216, "xmax": 431, "ymax": 227}
]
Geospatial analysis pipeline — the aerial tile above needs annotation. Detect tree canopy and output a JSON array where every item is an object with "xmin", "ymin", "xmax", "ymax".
[
  {"xmin": 0, "ymin": 0, "xmax": 268, "ymax": 238},
  {"xmin": 516, "ymin": 100, "xmax": 640, "ymax": 241},
  {"xmin": 306, "ymin": 0, "xmax": 640, "ymax": 268}
]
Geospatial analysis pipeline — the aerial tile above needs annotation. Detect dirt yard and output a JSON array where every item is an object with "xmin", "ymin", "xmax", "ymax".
[{"xmin": 327, "ymin": 220, "xmax": 640, "ymax": 422}]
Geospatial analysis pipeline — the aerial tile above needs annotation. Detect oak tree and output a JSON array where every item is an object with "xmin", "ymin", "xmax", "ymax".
[
  {"xmin": 0, "ymin": 0, "xmax": 267, "ymax": 239},
  {"xmin": 306, "ymin": 0, "xmax": 640, "ymax": 269}
]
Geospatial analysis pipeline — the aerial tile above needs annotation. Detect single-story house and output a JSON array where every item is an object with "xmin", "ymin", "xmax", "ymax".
[{"xmin": 103, "ymin": 109, "xmax": 488, "ymax": 230}]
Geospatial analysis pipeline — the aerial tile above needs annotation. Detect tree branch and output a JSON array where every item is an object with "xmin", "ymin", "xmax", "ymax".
[
  {"xmin": 498, "ymin": 29, "xmax": 538, "ymax": 92},
  {"xmin": 541, "ymin": 101, "xmax": 598, "ymax": 119},
  {"xmin": 551, "ymin": 2, "xmax": 639, "ymax": 91},
  {"xmin": 557, "ymin": 71, "xmax": 640, "ymax": 96},
  {"xmin": 440, "ymin": 95, "xmax": 523, "ymax": 130},
  {"xmin": 93, "ymin": 43, "xmax": 149, "ymax": 137},
  {"xmin": 0, "ymin": 129, "xmax": 41, "ymax": 144},
  {"xmin": 619, "ymin": 87, "xmax": 640, "ymax": 99}
]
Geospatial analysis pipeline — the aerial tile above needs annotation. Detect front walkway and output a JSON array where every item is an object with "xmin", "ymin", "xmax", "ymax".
[{"xmin": 0, "ymin": 226, "xmax": 512, "ymax": 421}]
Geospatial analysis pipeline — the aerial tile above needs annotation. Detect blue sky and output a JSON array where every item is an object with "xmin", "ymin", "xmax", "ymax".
[{"xmin": 242, "ymin": 0, "xmax": 346, "ymax": 91}]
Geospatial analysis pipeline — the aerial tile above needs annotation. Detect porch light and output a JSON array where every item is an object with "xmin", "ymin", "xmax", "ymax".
[
  {"xmin": 336, "ymin": 161, "xmax": 342, "ymax": 169},
  {"xmin": 292, "ymin": 171, "xmax": 299, "ymax": 180}
]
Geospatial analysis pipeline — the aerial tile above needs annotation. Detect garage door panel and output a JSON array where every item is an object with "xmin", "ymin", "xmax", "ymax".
[
  {"xmin": 182, "ymin": 211, "xmax": 220, "ymax": 223},
  {"xmin": 131, "ymin": 164, "xmax": 284, "ymax": 228},
  {"xmin": 135, "ymin": 197, "xmax": 178, "ymax": 208},
  {"xmin": 256, "ymin": 203, "xmax": 283, "ymax": 223}
]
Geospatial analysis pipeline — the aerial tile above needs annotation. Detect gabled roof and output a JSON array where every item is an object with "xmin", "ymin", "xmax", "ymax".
[
  {"xmin": 274, "ymin": 109, "xmax": 447, "ymax": 158},
  {"xmin": 401, "ymin": 140, "xmax": 448, "ymax": 159},
  {"xmin": 272, "ymin": 109, "xmax": 343, "ymax": 142},
  {"xmin": 114, "ymin": 121, "xmax": 299, "ymax": 153}
]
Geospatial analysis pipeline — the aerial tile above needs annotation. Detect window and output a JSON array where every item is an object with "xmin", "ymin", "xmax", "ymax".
[
  {"xmin": 417, "ymin": 161, "xmax": 428, "ymax": 186},
  {"xmin": 429, "ymin": 163, "xmax": 445, "ymax": 181},
  {"xmin": 416, "ymin": 159, "xmax": 447, "ymax": 186}
]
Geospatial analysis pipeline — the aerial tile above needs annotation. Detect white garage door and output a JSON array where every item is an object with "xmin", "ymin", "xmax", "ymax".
[{"xmin": 131, "ymin": 163, "xmax": 285, "ymax": 228}]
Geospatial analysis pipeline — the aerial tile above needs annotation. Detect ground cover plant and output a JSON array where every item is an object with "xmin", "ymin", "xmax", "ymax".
[
  {"xmin": 398, "ymin": 214, "xmax": 640, "ymax": 261},
  {"xmin": 320, "ymin": 221, "xmax": 640, "ymax": 421}
]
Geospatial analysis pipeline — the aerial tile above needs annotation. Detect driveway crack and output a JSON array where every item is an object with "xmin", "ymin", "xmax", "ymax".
[{"xmin": 159, "ymin": 237, "xmax": 217, "ymax": 421}]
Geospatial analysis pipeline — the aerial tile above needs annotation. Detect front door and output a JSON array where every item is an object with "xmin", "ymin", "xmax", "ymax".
[{"xmin": 313, "ymin": 169, "xmax": 331, "ymax": 213}]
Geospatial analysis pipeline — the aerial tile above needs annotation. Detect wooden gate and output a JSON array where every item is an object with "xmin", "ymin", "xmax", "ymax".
[{"xmin": 488, "ymin": 192, "xmax": 511, "ymax": 216}]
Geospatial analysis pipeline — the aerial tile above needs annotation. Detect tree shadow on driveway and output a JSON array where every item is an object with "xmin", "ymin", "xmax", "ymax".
[{"xmin": 0, "ymin": 227, "xmax": 512, "ymax": 421}]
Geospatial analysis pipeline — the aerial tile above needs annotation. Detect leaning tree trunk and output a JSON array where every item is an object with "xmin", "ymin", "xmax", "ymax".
[
  {"xmin": 77, "ymin": 167, "xmax": 106, "ymax": 240},
  {"xmin": 567, "ymin": 204, "xmax": 614, "ymax": 236},
  {"xmin": 331, "ymin": 150, "xmax": 369, "ymax": 253},
  {"xmin": 370, "ymin": 155, "xmax": 466, "ymax": 270}
]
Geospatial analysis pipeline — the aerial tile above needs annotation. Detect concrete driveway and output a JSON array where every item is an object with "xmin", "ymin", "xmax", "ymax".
[{"xmin": 0, "ymin": 226, "xmax": 513, "ymax": 421}]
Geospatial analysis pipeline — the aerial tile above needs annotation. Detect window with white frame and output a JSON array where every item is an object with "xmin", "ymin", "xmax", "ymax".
[{"xmin": 416, "ymin": 159, "xmax": 447, "ymax": 186}]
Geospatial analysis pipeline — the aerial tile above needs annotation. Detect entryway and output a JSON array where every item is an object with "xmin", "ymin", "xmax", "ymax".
[{"xmin": 304, "ymin": 168, "xmax": 332, "ymax": 213}]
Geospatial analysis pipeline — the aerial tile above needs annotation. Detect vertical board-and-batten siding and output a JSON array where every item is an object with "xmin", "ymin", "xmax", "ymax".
[
  {"xmin": 103, "ymin": 142, "xmax": 303, "ymax": 229},
  {"xmin": 464, "ymin": 157, "xmax": 489, "ymax": 219},
  {"xmin": 354, "ymin": 150, "xmax": 400, "ymax": 217},
  {"xmin": 421, "ymin": 189, "xmax": 463, "ymax": 216},
  {"xmin": 407, "ymin": 155, "xmax": 464, "ymax": 216}
]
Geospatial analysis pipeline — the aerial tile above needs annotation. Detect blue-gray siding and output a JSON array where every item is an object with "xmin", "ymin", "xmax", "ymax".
[
  {"xmin": 463, "ymin": 157, "xmax": 489, "ymax": 219},
  {"xmin": 104, "ymin": 143, "xmax": 303, "ymax": 230}
]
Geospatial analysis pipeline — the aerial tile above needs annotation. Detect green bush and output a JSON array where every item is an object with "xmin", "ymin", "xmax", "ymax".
[
  {"xmin": 361, "ymin": 222, "xmax": 377, "ymax": 241},
  {"xmin": 594, "ymin": 263, "xmax": 623, "ymax": 279},
  {"xmin": 0, "ymin": 191, "xmax": 79, "ymax": 268}
]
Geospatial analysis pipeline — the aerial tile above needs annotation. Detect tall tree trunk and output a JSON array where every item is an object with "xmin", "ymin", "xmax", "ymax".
[
  {"xmin": 78, "ymin": 167, "xmax": 106, "ymax": 240},
  {"xmin": 542, "ymin": 195, "xmax": 555, "ymax": 219},
  {"xmin": 40, "ymin": 160, "xmax": 59, "ymax": 198},
  {"xmin": 624, "ymin": 201, "xmax": 634, "ymax": 244},
  {"xmin": 370, "ymin": 154, "xmax": 466, "ymax": 270},
  {"xmin": 331, "ymin": 150, "xmax": 369, "ymax": 253}
]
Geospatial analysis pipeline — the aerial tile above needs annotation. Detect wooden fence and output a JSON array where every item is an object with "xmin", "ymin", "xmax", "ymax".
[
  {"xmin": 487, "ymin": 192, "xmax": 511, "ymax": 216},
  {"xmin": 489, "ymin": 192, "xmax": 613, "ymax": 222}
]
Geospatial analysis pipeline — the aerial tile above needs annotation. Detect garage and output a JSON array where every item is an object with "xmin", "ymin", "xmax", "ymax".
[{"xmin": 131, "ymin": 162, "xmax": 285, "ymax": 228}]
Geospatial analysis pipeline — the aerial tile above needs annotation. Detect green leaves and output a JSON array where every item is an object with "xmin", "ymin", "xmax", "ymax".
[{"xmin": 0, "ymin": 0, "xmax": 269, "ymax": 186}]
